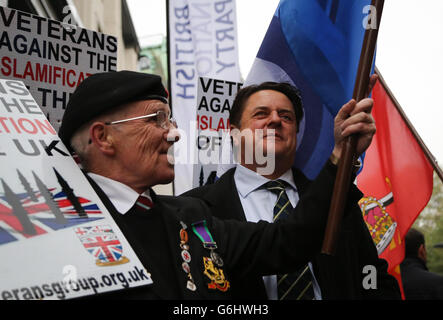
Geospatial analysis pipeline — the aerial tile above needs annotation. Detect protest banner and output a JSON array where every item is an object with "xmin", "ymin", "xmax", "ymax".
[
  {"xmin": 168, "ymin": 0, "xmax": 241, "ymax": 194},
  {"xmin": 0, "ymin": 6, "xmax": 117, "ymax": 132},
  {"xmin": 0, "ymin": 79, "xmax": 152, "ymax": 300},
  {"xmin": 193, "ymin": 77, "xmax": 242, "ymax": 187}
]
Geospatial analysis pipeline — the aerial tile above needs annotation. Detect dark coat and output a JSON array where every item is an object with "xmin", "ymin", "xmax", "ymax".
[
  {"xmin": 84, "ymin": 162, "xmax": 343, "ymax": 299},
  {"xmin": 401, "ymin": 257, "xmax": 443, "ymax": 300},
  {"xmin": 184, "ymin": 163, "xmax": 401, "ymax": 300}
]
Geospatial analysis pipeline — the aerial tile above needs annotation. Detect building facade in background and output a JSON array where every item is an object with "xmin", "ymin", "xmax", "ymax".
[{"xmin": 138, "ymin": 36, "xmax": 168, "ymax": 88}]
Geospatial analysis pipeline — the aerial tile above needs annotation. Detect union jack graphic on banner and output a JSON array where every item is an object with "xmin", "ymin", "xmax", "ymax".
[
  {"xmin": 0, "ymin": 188, "xmax": 103, "ymax": 246},
  {"xmin": 75, "ymin": 225, "xmax": 129, "ymax": 266},
  {"xmin": 53, "ymin": 191, "xmax": 103, "ymax": 215}
]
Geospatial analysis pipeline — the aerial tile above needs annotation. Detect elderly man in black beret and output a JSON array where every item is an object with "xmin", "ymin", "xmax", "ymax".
[{"xmin": 59, "ymin": 70, "xmax": 379, "ymax": 299}]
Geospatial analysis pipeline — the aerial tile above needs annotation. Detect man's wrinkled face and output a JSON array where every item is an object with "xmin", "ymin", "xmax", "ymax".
[
  {"xmin": 232, "ymin": 90, "xmax": 298, "ymax": 170},
  {"xmin": 110, "ymin": 100, "xmax": 179, "ymax": 186}
]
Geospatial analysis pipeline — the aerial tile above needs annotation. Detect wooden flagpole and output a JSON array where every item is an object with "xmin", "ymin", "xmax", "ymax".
[
  {"xmin": 321, "ymin": 0, "xmax": 385, "ymax": 255},
  {"xmin": 375, "ymin": 67, "xmax": 443, "ymax": 183}
]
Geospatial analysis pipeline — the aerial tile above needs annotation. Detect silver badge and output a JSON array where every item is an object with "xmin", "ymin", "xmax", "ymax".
[
  {"xmin": 210, "ymin": 250, "xmax": 224, "ymax": 267},
  {"xmin": 187, "ymin": 280, "xmax": 196, "ymax": 291}
]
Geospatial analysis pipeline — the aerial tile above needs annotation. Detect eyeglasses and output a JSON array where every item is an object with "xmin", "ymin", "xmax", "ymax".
[{"xmin": 104, "ymin": 110, "xmax": 177, "ymax": 129}]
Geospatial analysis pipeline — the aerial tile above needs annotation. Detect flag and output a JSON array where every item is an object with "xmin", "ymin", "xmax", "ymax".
[
  {"xmin": 244, "ymin": 0, "xmax": 373, "ymax": 179},
  {"xmin": 242, "ymin": 0, "xmax": 434, "ymax": 295},
  {"xmin": 357, "ymin": 77, "xmax": 434, "ymax": 296},
  {"xmin": 167, "ymin": 0, "xmax": 241, "ymax": 194},
  {"xmin": 75, "ymin": 225, "xmax": 126, "ymax": 265},
  {"xmin": 0, "ymin": 188, "xmax": 103, "ymax": 246}
]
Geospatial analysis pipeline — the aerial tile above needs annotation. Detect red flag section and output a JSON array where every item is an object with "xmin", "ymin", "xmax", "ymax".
[
  {"xmin": 357, "ymin": 81, "xmax": 433, "ymax": 298},
  {"xmin": 357, "ymin": 79, "xmax": 434, "ymax": 297}
]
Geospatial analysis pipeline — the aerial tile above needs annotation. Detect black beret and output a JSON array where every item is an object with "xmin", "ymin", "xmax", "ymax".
[{"xmin": 59, "ymin": 70, "xmax": 168, "ymax": 148}]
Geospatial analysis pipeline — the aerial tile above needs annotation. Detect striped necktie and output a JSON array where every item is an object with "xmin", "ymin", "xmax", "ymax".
[
  {"xmin": 264, "ymin": 180, "xmax": 315, "ymax": 300},
  {"xmin": 135, "ymin": 195, "xmax": 154, "ymax": 212}
]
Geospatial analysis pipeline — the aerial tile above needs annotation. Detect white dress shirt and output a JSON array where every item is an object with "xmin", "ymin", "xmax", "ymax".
[
  {"xmin": 87, "ymin": 173, "xmax": 152, "ymax": 215},
  {"xmin": 233, "ymin": 164, "xmax": 322, "ymax": 300}
]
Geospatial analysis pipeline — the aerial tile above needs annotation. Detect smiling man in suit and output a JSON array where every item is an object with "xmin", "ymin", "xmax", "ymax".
[{"xmin": 185, "ymin": 80, "xmax": 401, "ymax": 300}]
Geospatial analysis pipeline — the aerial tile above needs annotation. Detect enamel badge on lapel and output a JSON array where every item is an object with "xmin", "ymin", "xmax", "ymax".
[
  {"xmin": 203, "ymin": 257, "xmax": 230, "ymax": 292},
  {"xmin": 179, "ymin": 221, "xmax": 196, "ymax": 291},
  {"xmin": 191, "ymin": 220, "xmax": 230, "ymax": 292}
]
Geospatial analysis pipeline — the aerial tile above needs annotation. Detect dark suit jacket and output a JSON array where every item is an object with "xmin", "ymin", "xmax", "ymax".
[
  {"xmin": 184, "ymin": 163, "xmax": 401, "ymax": 299},
  {"xmin": 84, "ymin": 163, "xmax": 343, "ymax": 299},
  {"xmin": 401, "ymin": 257, "xmax": 443, "ymax": 300}
]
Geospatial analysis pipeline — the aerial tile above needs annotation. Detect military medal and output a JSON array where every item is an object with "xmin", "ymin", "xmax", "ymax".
[
  {"xmin": 191, "ymin": 220, "xmax": 230, "ymax": 292},
  {"xmin": 179, "ymin": 221, "xmax": 196, "ymax": 291},
  {"xmin": 210, "ymin": 250, "xmax": 224, "ymax": 267},
  {"xmin": 191, "ymin": 221, "xmax": 224, "ymax": 267}
]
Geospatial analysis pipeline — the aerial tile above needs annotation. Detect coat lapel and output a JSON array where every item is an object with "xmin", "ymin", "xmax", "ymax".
[
  {"xmin": 292, "ymin": 167, "xmax": 311, "ymax": 196},
  {"xmin": 158, "ymin": 200, "xmax": 203, "ymax": 299},
  {"xmin": 203, "ymin": 168, "xmax": 247, "ymax": 221}
]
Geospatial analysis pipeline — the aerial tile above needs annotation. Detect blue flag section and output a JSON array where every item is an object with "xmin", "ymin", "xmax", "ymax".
[{"xmin": 246, "ymin": 0, "xmax": 372, "ymax": 179}]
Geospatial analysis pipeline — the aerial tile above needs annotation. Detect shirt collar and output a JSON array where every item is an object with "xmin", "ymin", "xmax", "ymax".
[
  {"xmin": 87, "ymin": 172, "xmax": 151, "ymax": 215},
  {"xmin": 234, "ymin": 164, "xmax": 297, "ymax": 198}
]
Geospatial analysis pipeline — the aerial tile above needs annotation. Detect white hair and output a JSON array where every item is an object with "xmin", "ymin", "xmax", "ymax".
[
  {"xmin": 70, "ymin": 122, "xmax": 93, "ymax": 170},
  {"xmin": 69, "ymin": 102, "xmax": 139, "ymax": 170}
]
